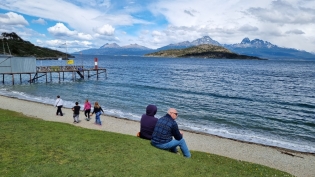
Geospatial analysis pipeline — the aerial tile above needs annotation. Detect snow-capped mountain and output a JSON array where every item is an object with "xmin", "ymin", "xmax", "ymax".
[
  {"xmin": 230, "ymin": 38, "xmax": 277, "ymax": 48},
  {"xmin": 157, "ymin": 36, "xmax": 221, "ymax": 51},
  {"xmin": 99, "ymin": 43, "xmax": 120, "ymax": 48},
  {"xmin": 224, "ymin": 38, "xmax": 315, "ymax": 60},
  {"xmin": 74, "ymin": 36, "xmax": 315, "ymax": 60},
  {"xmin": 191, "ymin": 36, "xmax": 221, "ymax": 46},
  {"xmin": 121, "ymin": 44, "xmax": 151, "ymax": 50},
  {"xmin": 75, "ymin": 43, "xmax": 154, "ymax": 55}
]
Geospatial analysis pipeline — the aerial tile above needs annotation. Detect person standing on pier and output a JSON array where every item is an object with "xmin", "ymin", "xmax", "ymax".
[{"xmin": 54, "ymin": 95, "xmax": 64, "ymax": 116}]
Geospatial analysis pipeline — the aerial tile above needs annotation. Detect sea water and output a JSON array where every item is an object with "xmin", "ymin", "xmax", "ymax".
[{"xmin": 0, "ymin": 55, "xmax": 314, "ymax": 153}]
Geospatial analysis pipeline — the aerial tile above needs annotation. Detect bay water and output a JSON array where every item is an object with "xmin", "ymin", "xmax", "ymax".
[{"xmin": 1, "ymin": 55, "xmax": 314, "ymax": 153}]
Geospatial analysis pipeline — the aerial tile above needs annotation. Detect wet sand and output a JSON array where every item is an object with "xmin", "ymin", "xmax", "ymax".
[{"xmin": 1, "ymin": 95, "xmax": 314, "ymax": 177}]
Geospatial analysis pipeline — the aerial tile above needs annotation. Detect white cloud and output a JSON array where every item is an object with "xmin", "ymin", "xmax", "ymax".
[
  {"xmin": 47, "ymin": 23, "xmax": 77, "ymax": 37},
  {"xmin": 152, "ymin": 30, "xmax": 164, "ymax": 37},
  {"xmin": 0, "ymin": 12, "xmax": 29, "ymax": 26},
  {"xmin": 78, "ymin": 32, "xmax": 93, "ymax": 40},
  {"xmin": 43, "ymin": 39, "xmax": 94, "ymax": 50},
  {"xmin": 238, "ymin": 25, "xmax": 259, "ymax": 32},
  {"xmin": 47, "ymin": 22, "xmax": 93, "ymax": 41},
  {"xmin": 247, "ymin": 0, "xmax": 315, "ymax": 24},
  {"xmin": 0, "ymin": 0, "xmax": 315, "ymax": 52},
  {"xmin": 32, "ymin": 18, "xmax": 47, "ymax": 25},
  {"xmin": 93, "ymin": 24, "xmax": 115, "ymax": 36},
  {"xmin": 285, "ymin": 29, "xmax": 305, "ymax": 34},
  {"xmin": 145, "ymin": 0, "xmax": 315, "ymax": 51}
]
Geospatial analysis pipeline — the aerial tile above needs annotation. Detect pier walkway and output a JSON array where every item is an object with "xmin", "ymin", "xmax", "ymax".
[{"xmin": 1, "ymin": 65, "xmax": 107, "ymax": 85}]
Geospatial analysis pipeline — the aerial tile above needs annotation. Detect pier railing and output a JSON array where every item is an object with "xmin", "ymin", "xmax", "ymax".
[
  {"xmin": 2, "ymin": 65, "xmax": 107, "ymax": 85},
  {"xmin": 36, "ymin": 65, "xmax": 85, "ymax": 72}
]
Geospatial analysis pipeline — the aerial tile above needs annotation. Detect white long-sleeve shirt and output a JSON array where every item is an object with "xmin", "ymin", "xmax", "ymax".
[{"xmin": 54, "ymin": 98, "xmax": 64, "ymax": 107}]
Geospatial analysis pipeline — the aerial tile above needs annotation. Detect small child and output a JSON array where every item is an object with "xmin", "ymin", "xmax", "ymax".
[{"xmin": 72, "ymin": 102, "xmax": 81, "ymax": 123}]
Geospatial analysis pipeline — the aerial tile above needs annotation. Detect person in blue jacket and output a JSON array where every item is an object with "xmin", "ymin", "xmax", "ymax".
[{"xmin": 151, "ymin": 108, "xmax": 191, "ymax": 158}]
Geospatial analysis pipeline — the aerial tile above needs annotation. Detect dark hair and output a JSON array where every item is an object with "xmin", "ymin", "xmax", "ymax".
[
  {"xmin": 75, "ymin": 102, "xmax": 79, "ymax": 105},
  {"xmin": 57, "ymin": 95, "xmax": 60, "ymax": 98}
]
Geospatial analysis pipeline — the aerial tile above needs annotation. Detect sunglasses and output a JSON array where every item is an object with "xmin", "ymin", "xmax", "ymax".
[{"xmin": 172, "ymin": 112, "xmax": 178, "ymax": 116}]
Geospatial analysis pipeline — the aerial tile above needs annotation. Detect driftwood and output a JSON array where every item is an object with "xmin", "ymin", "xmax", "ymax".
[{"xmin": 280, "ymin": 151, "xmax": 303, "ymax": 158}]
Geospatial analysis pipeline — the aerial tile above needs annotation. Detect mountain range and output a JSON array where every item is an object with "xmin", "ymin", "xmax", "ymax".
[
  {"xmin": 75, "ymin": 43, "xmax": 153, "ymax": 56},
  {"xmin": 74, "ymin": 36, "xmax": 315, "ymax": 60}
]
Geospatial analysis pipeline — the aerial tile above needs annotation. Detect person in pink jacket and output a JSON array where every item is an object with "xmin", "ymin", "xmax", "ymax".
[{"xmin": 84, "ymin": 99, "xmax": 92, "ymax": 121}]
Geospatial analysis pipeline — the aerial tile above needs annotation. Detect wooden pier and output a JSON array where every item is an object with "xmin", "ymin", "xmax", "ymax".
[{"xmin": 1, "ymin": 65, "xmax": 107, "ymax": 85}]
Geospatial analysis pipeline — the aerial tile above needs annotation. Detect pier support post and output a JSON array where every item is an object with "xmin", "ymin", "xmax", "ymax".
[{"xmin": 12, "ymin": 74, "xmax": 14, "ymax": 85}]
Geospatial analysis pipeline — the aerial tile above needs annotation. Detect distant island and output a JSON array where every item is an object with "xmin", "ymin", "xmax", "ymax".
[
  {"xmin": 1, "ymin": 32, "xmax": 72, "ymax": 60},
  {"xmin": 145, "ymin": 44, "xmax": 264, "ymax": 60}
]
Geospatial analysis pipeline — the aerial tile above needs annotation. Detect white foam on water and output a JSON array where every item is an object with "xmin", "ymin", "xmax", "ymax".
[
  {"xmin": 178, "ymin": 119, "xmax": 315, "ymax": 153},
  {"xmin": 105, "ymin": 108, "xmax": 141, "ymax": 121},
  {"xmin": 0, "ymin": 89, "xmax": 76, "ymax": 109}
]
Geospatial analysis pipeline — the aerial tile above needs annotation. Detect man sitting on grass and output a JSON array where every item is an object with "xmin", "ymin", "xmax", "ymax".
[{"xmin": 151, "ymin": 108, "xmax": 191, "ymax": 158}]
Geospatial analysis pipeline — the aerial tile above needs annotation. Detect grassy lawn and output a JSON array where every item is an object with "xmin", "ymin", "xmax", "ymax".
[{"xmin": 0, "ymin": 109, "xmax": 293, "ymax": 177}]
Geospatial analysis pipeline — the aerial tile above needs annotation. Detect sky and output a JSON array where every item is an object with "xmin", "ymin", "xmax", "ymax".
[{"xmin": 0, "ymin": 0, "xmax": 314, "ymax": 53}]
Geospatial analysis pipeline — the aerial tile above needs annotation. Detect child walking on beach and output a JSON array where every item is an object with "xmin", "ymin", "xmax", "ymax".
[
  {"xmin": 84, "ymin": 99, "xmax": 92, "ymax": 121},
  {"xmin": 72, "ymin": 102, "xmax": 81, "ymax": 123},
  {"xmin": 90, "ymin": 102, "xmax": 104, "ymax": 125}
]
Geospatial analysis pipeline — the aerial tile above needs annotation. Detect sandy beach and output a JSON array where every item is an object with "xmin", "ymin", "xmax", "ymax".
[{"xmin": 1, "ymin": 95, "xmax": 314, "ymax": 177}]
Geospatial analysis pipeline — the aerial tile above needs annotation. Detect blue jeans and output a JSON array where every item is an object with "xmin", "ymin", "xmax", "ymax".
[
  {"xmin": 152, "ymin": 138, "xmax": 191, "ymax": 158},
  {"xmin": 95, "ymin": 112, "xmax": 102, "ymax": 125}
]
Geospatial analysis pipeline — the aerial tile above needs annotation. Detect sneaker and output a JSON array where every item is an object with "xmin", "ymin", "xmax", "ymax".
[{"xmin": 73, "ymin": 121, "xmax": 77, "ymax": 123}]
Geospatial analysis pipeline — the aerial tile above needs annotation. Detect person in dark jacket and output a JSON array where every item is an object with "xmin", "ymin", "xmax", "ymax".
[
  {"xmin": 90, "ymin": 102, "xmax": 104, "ymax": 126},
  {"xmin": 72, "ymin": 102, "xmax": 81, "ymax": 123},
  {"xmin": 139, "ymin": 104, "xmax": 158, "ymax": 140},
  {"xmin": 151, "ymin": 108, "xmax": 191, "ymax": 158}
]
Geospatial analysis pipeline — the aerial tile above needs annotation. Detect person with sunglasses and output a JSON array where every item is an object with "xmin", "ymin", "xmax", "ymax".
[{"xmin": 151, "ymin": 108, "xmax": 191, "ymax": 158}]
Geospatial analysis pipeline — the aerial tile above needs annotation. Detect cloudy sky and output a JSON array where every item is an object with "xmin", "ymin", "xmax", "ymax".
[{"xmin": 0, "ymin": 0, "xmax": 314, "ymax": 53}]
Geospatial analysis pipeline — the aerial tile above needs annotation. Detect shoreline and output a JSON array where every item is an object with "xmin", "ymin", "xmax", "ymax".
[
  {"xmin": 5, "ymin": 95, "xmax": 314, "ymax": 156},
  {"xmin": 1, "ymin": 95, "xmax": 314, "ymax": 177}
]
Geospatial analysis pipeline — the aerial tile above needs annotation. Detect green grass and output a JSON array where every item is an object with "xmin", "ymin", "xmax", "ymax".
[{"xmin": 0, "ymin": 109, "xmax": 293, "ymax": 177}]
